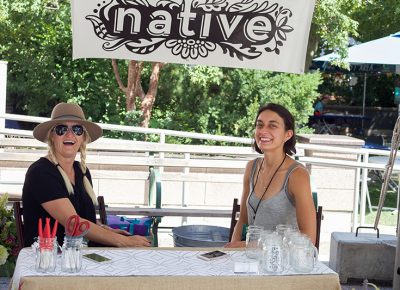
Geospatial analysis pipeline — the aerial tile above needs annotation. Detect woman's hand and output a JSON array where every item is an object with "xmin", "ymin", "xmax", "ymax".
[
  {"xmin": 96, "ymin": 222, "xmax": 151, "ymax": 247},
  {"xmin": 111, "ymin": 228, "xmax": 131, "ymax": 236},
  {"xmin": 125, "ymin": 235, "xmax": 152, "ymax": 247},
  {"xmin": 224, "ymin": 241, "xmax": 246, "ymax": 248},
  {"xmin": 101, "ymin": 224, "xmax": 131, "ymax": 236}
]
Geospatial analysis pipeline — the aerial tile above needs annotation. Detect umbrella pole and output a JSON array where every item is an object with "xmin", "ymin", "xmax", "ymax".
[{"xmin": 362, "ymin": 73, "xmax": 367, "ymax": 135}]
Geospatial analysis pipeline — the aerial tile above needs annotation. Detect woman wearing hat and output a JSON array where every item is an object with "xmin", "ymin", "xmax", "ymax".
[{"xmin": 22, "ymin": 103, "xmax": 151, "ymax": 247}]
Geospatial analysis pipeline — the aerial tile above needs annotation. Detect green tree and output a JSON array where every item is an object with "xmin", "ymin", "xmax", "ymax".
[
  {"xmin": 3, "ymin": 0, "xmax": 394, "ymax": 140},
  {"xmin": 111, "ymin": 60, "xmax": 165, "ymax": 128},
  {"xmin": 153, "ymin": 66, "xmax": 321, "ymax": 142},
  {"xmin": 315, "ymin": 1, "xmax": 400, "ymax": 108},
  {"xmin": 306, "ymin": 0, "xmax": 362, "ymax": 70},
  {"xmin": 351, "ymin": 0, "xmax": 400, "ymax": 42},
  {"xmin": 0, "ymin": 0, "xmax": 125, "ymax": 123}
]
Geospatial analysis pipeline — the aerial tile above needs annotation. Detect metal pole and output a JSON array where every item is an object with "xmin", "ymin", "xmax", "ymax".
[
  {"xmin": 182, "ymin": 152, "xmax": 190, "ymax": 208},
  {"xmin": 159, "ymin": 132, "xmax": 165, "ymax": 173},
  {"xmin": 0, "ymin": 61, "xmax": 7, "ymax": 134},
  {"xmin": 181, "ymin": 152, "xmax": 190, "ymax": 225},
  {"xmin": 361, "ymin": 73, "xmax": 367, "ymax": 135},
  {"xmin": 353, "ymin": 154, "xmax": 361, "ymax": 231},
  {"xmin": 394, "ymin": 201, "xmax": 400, "ymax": 289},
  {"xmin": 360, "ymin": 152, "xmax": 369, "ymax": 226}
]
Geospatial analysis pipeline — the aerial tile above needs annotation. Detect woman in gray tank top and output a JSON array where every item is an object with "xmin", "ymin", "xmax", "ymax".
[{"xmin": 225, "ymin": 103, "xmax": 316, "ymax": 248}]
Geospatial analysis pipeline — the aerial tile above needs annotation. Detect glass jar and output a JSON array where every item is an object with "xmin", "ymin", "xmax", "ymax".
[
  {"xmin": 260, "ymin": 232, "xmax": 287, "ymax": 273},
  {"xmin": 61, "ymin": 236, "xmax": 84, "ymax": 273},
  {"xmin": 245, "ymin": 225, "xmax": 263, "ymax": 259},
  {"xmin": 283, "ymin": 229, "xmax": 302, "ymax": 267},
  {"xmin": 34, "ymin": 237, "xmax": 58, "ymax": 272},
  {"xmin": 257, "ymin": 230, "xmax": 274, "ymax": 251},
  {"xmin": 275, "ymin": 224, "xmax": 294, "ymax": 237},
  {"xmin": 289, "ymin": 235, "xmax": 318, "ymax": 273}
]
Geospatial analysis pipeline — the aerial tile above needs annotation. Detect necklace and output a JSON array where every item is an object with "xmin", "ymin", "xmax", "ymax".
[{"xmin": 249, "ymin": 154, "xmax": 287, "ymax": 220}]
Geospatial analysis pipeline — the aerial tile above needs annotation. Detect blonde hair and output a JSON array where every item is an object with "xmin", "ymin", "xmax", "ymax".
[{"xmin": 47, "ymin": 128, "xmax": 98, "ymax": 206}]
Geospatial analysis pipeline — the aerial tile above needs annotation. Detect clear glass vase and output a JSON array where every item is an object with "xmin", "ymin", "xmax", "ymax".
[
  {"xmin": 34, "ymin": 237, "xmax": 58, "ymax": 273},
  {"xmin": 61, "ymin": 236, "xmax": 84, "ymax": 273}
]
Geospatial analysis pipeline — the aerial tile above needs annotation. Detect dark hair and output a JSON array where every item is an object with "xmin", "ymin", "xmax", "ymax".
[{"xmin": 252, "ymin": 103, "xmax": 296, "ymax": 156}]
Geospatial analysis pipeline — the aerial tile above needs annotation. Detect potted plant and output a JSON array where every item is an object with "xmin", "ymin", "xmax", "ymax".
[{"xmin": 0, "ymin": 194, "xmax": 19, "ymax": 277}]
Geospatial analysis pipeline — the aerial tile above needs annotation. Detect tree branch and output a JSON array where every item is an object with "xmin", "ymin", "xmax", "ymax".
[
  {"xmin": 111, "ymin": 59, "xmax": 127, "ymax": 93},
  {"xmin": 135, "ymin": 62, "xmax": 145, "ymax": 101},
  {"xmin": 140, "ymin": 62, "xmax": 164, "ymax": 127}
]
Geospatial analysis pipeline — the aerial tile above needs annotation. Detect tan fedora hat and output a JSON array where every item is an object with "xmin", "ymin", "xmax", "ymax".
[{"xmin": 33, "ymin": 102, "xmax": 102, "ymax": 143}]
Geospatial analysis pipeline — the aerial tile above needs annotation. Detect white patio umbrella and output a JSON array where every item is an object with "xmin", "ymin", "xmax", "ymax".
[
  {"xmin": 313, "ymin": 32, "xmax": 400, "ymax": 125},
  {"xmin": 314, "ymin": 32, "xmax": 400, "ymax": 65}
]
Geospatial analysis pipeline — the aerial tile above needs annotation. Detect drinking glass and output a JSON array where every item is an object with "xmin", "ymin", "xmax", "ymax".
[{"xmin": 245, "ymin": 225, "xmax": 263, "ymax": 259}]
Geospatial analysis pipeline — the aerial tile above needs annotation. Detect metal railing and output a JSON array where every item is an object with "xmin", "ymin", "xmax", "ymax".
[
  {"xmin": 0, "ymin": 113, "xmax": 397, "ymax": 231},
  {"xmin": 0, "ymin": 113, "xmax": 252, "ymax": 144}
]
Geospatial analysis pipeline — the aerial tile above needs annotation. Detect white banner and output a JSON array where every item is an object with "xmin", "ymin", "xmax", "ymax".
[{"xmin": 72, "ymin": 0, "xmax": 315, "ymax": 73}]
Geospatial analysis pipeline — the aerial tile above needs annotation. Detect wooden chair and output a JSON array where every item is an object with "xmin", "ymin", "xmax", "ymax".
[
  {"xmin": 97, "ymin": 195, "xmax": 107, "ymax": 225},
  {"xmin": 315, "ymin": 205, "xmax": 323, "ymax": 250},
  {"xmin": 13, "ymin": 201, "xmax": 24, "ymax": 250},
  {"xmin": 228, "ymin": 198, "xmax": 323, "ymax": 250},
  {"xmin": 312, "ymin": 191, "xmax": 323, "ymax": 250},
  {"xmin": 12, "ymin": 196, "xmax": 107, "ymax": 251},
  {"xmin": 228, "ymin": 198, "xmax": 240, "ymax": 241}
]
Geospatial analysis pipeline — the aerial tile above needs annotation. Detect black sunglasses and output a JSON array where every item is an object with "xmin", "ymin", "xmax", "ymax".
[{"xmin": 53, "ymin": 124, "xmax": 84, "ymax": 136}]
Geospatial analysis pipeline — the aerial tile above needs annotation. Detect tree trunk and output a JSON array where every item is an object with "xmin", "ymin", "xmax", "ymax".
[
  {"xmin": 140, "ymin": 62, "xmax": 164, "ymax": 128},
  {"xmin": 126, "ymin": 60, "xmax": 144, "ymax": 111},
  {"xmin": 112, "ymin": 60, "xmax": 164, "ymax": 127},
  {"xmin": 304, "ymin": 23, "xmax": 320, "ymax": 73}
]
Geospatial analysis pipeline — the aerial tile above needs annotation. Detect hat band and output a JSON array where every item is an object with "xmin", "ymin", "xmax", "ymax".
[{"xmin": 53, "ymin": 115, "xmax": 85, "ymax": 121}]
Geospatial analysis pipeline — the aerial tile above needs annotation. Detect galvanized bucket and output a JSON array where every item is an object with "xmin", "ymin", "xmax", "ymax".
[{"xmin": 172, "ymin": 225, "xmax": 230, "ymax": 247}]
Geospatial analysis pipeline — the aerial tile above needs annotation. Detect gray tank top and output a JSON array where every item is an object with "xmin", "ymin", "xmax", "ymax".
[{"xmin": 246, "ymin": 158, "xmax": 303, "ymax": 230}]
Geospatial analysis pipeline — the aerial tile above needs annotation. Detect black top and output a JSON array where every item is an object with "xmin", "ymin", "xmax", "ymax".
[{"xmin": 22, "ymin": 157, "xmax": 97, "ymax": 247}]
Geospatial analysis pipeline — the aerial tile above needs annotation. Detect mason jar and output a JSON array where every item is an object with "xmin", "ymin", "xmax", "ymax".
[
  {"xmin": 290, "ymin": 235, "xmax": 318, "ymax": 273},
  {"xmin": 34, "ymin": 237, "xmax": 58, "ymax": 273},
  {"xmin": 261, "ymin": 232, "xmax": 287, "ymax": 273},
  {"xmin": 61, "ymin": 236, "xmax": 84, "ymax": 273},
  {"xmin": 245, "ymin": 225, "xmax": 263, "ymax": 259}
]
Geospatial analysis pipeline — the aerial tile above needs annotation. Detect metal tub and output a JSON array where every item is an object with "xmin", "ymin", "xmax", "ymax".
[{"xmin": 172, "ymin": 225, "xmax": 230, "ymax": 247}]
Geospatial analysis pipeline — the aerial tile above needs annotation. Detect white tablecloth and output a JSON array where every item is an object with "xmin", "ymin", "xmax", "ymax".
[{"xmin": 12, "ymin": 247, "xmax": 337, "ymax": 288}]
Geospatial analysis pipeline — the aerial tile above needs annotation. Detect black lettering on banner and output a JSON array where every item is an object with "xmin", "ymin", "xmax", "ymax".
[{"xmin": 86, "ymin": 0, "xmax": 294, "ymax": 61}]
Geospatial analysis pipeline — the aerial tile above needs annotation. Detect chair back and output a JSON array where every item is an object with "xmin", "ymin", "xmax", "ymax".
[
  {"xmin": 228, "ymin": 198, "xmax": 240, "ymax": 241},
  {"xmin": 97, "ymin": 195, "xmax": 107, "ymax": 225},
  {"xmin": 12, "ymin": 196, "xmax": 108, "ymax": 250},
  {"xmin": 13, "ymin": 201, "xmax": 24, "ymax": 250},
  {"xmin": 315, "ymin": 205, "xmax": 323, "ymax": 250}
]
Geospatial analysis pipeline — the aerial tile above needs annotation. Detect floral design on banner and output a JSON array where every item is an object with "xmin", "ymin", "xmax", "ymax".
[
  {"xmin": 165, "ymin": 39, "xmax": 216, "ymax": 59},
  {"xmin": 86, "ymin": 0, "xmax": 294, "ymax": 61}
]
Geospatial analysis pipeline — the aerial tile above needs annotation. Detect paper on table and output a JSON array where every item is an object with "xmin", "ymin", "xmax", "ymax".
[{"xmin": 233, "ymin": 258, "xmax": 259, "ymax": 274}]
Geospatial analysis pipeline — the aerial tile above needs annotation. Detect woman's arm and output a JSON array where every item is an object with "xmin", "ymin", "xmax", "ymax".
[
  {"xmin": 96, "ymin": 221, "xmax": 131, "ymax": 236},
  {"xmin": 42, "ymin": 199, "xmax": 151, "ymax": 247},
  {"xmin": 288, "ymin": 167, "xmax": 317, "ymax": 245},
  {"xmin": 225, "ymin": 160, "xmax": 254, "ymax": 248}
]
